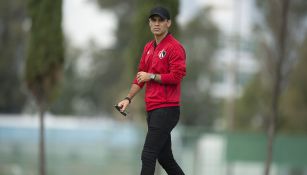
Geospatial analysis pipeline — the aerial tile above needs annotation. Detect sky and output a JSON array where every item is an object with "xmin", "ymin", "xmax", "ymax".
[{"xmin": 63, "ymin": 0, "xmax": 117, "ymax": 48}]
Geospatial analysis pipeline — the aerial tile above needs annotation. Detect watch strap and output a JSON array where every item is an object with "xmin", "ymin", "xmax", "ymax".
[{"xmin": 124, "ymin": 97, "xmax": 131, "ymax": 104}]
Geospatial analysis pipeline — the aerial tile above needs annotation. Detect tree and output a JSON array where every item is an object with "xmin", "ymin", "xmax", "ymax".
[
  {"xmin": 51, "ymin": 44, "xmax": 126, "ymax": 116},
  {"xmin": 25, "ymin": 0, "xmax": 64, "ymax": 175},
  {"xmin": 0, "ymin": 0, "xmax": 27, "ymax": 113},
  {"xmin": 180, "ymin": 7, "xmax": 221, "ymax": 126},
  {"xmin": 49, "ymin": 44, "xmax": 81, "ymax": 115},
  {"xmin": 235, "ymin": 74, "xmax": 269, "ymax": 131},
  {"xmin": 280, "ymin": 37, "xmax": 307, "ymax": 132},
  {"xmin": 236, "ymin": 0, "xmax": 307, "ymax": 130},
  {"xmin": 48, "ymin": 0, "xmax": 134, "ymax": 116},
  {"xmin": 235, "ymin": 0, "xmax": 307, "ymax": 174}
]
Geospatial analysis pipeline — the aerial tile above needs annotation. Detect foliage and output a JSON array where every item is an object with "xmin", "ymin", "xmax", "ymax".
[
  {"xmin": 236, "ymin": 0, "xmax": 307, "ymax": 133},
  {"xmin": 49, "ymin": 44, "xmax": 81, "ymax": 115},
  {"xmin": 180, "ymin": 8, "xmax": 221, "ymax": 127},
  {"xmin": 51, "ymin": 43, "xmax": 125, "ymax": 115},
  {"xmin": 25, "ymin": 1, "xmax": 64, "ymax": 175},
  {"xmin": 280, "ymin": 38, "xmax": 307, "ymax": 133},
  {"xmin": 235, "ymin": 75, "xmax": 270, "ymax": 131},
  {"xmin": 25, "ymin": 0, "xmax": 64, "ymax": 105},
  {"xmin": 0, "ymin": 0, "xmax": 27, "ymax": 113}
]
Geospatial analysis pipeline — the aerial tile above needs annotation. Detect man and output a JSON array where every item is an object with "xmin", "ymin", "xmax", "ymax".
[{"xmin": 117, "ymin": 6, "xmax": 186, "ymax": 175}]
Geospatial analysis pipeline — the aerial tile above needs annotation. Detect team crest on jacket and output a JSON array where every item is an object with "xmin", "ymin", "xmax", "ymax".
[{"xmin": 158, "ymin": 49, "xmax": 166, "ymax": 59}]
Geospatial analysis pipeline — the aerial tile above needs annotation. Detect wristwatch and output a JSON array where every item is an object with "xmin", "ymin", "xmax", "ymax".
[{"xmin": 150, "ymin": 74, "xmax": 156, "ymax": 80}]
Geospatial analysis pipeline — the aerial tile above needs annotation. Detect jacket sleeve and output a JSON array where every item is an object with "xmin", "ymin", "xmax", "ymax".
[
  {"xmin": 160, "ymin": 45, "xmax": 186, "ymax": 84},
  {"xmin": 132, "ymin": 44, "xmax": 150, "ymax": 88}
]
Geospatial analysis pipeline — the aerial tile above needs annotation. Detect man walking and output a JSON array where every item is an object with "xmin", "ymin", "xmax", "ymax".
[{"xmin": 117, "ymin": 6, "xmax": 186, "ymax": 175}]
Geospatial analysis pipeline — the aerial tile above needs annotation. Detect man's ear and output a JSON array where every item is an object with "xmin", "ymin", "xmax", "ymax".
[{"xmin": 167, "ymin": 20, "xmax": 172, "ymax": 27}]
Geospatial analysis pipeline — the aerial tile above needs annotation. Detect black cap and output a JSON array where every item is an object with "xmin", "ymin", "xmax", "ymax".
[{"xmin": 149, "ymin": 6, "xmax": 170, "ymax": 20}]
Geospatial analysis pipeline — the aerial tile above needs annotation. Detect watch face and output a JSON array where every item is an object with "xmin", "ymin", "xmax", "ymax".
[{"xmin": 151, "ymin": 74, "xmax": 155, "ymax": 79}]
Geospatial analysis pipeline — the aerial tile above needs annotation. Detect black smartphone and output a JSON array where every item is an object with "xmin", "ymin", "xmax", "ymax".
[{"xmin": 114, "ymin": 105, "xmax": 127, "ymax": 116}]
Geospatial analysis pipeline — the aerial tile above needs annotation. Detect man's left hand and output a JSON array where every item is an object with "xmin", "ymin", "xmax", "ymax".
[{"xmin": 137, "ymin": 71, "xmax": 151, "ymax": 83}]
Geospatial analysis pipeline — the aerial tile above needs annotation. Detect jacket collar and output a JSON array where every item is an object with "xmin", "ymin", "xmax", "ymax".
[{"xmin": 153, "ymin": 32, "xmax": 171, "ymax": 48}]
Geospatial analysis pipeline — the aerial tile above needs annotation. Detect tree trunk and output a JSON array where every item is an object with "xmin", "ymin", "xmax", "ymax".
[
  {"xmin": 264, "ymin": 0, "xmax": 290, "ymax": 175},
  {"xmin": 264, "ymin": 120, "xmax": 275, "ymax": 175},
  {"xmin": 39, "ymin": 102, "xmax": 46, "ymax": 175}
]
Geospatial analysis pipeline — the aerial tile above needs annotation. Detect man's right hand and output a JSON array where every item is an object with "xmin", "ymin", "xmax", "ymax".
[{"xmin": 117, "ymin": 99, "xmax": 130, "ymax": 112}]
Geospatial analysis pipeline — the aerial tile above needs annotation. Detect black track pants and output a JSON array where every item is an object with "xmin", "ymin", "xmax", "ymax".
[{"xmin": 140, "ymin": 106, "xmax": 185, "ymax": 175}]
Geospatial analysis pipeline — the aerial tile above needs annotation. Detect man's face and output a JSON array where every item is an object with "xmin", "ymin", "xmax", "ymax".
[{"xmin": 149, "ymin": 15, "xmax": 171, "ymax": 36}]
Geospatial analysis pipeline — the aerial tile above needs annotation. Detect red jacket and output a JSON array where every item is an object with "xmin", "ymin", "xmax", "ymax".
[{"xmin": 133, "ymin": 34, "xmax": 186, "ymax": 111}]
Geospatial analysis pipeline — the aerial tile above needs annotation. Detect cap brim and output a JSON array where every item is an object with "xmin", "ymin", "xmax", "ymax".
[{"xmin": 149, "ymin": 13, "xmax": 168, "ymax": 20}]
